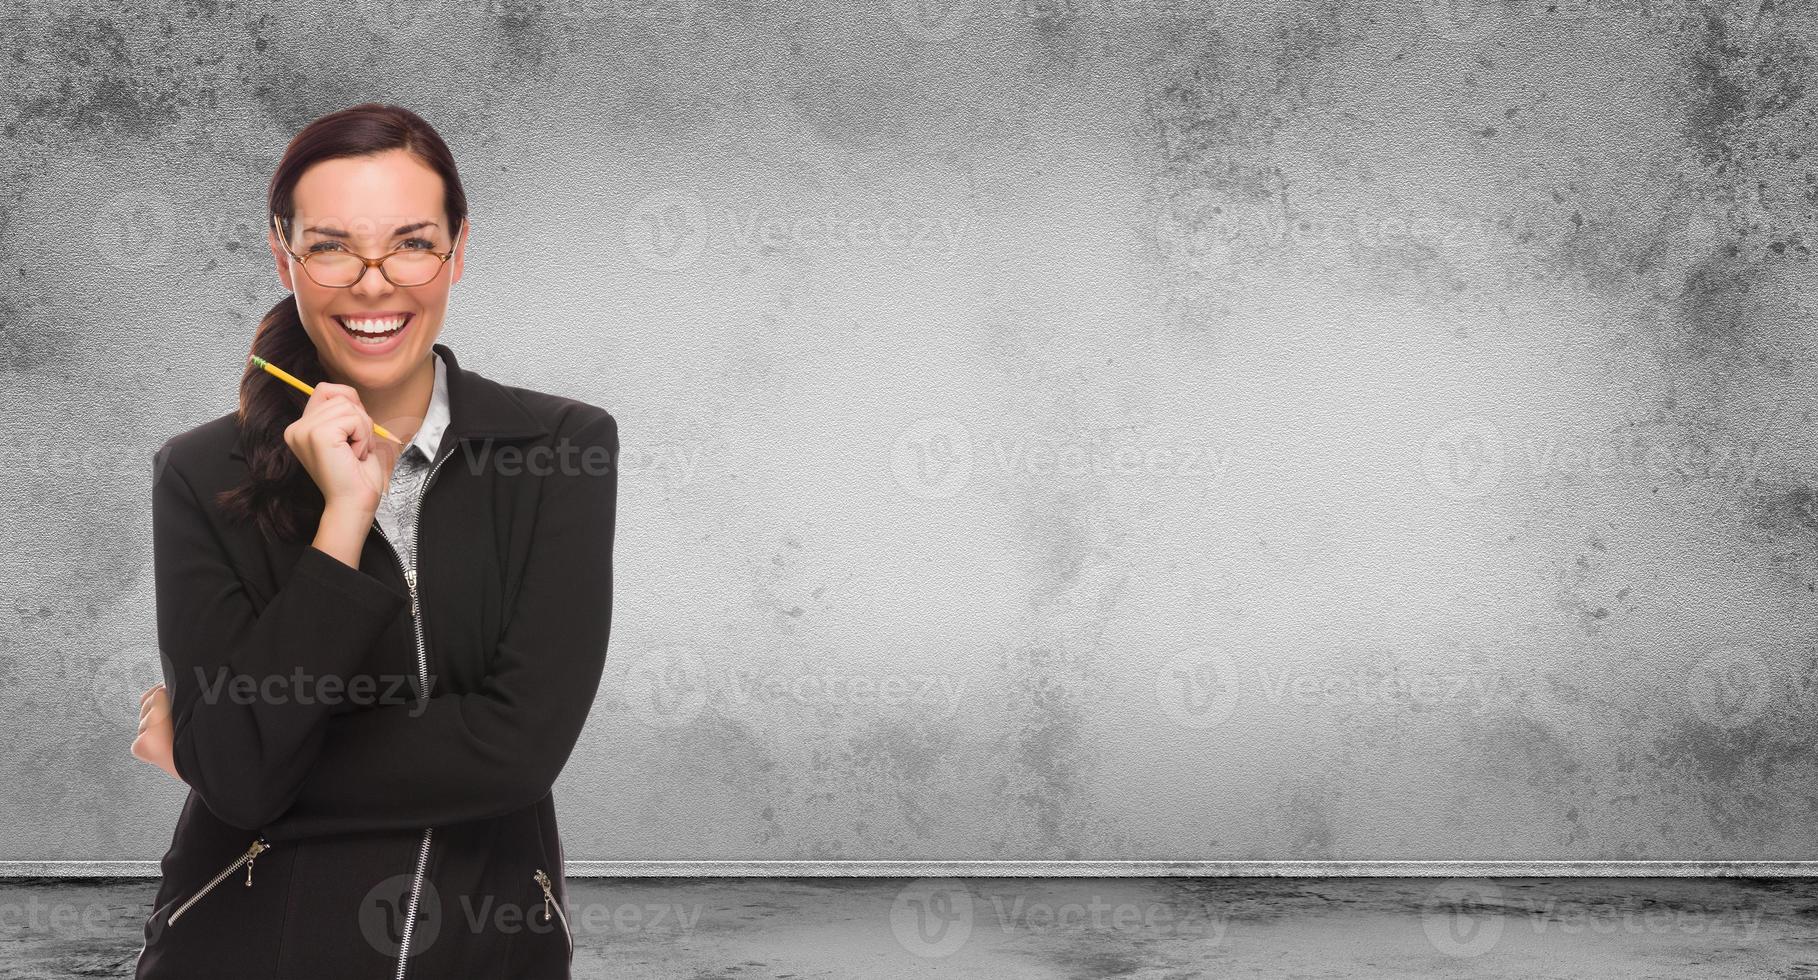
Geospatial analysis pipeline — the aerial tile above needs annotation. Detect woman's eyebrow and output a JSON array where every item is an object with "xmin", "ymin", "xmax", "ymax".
[{"xmin": 302, "ymin": 221, "xmax": 439, "ymax": 238}]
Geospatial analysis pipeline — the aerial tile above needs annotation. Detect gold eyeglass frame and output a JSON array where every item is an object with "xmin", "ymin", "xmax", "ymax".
[{"xmin": 272, "ymin": 213, "xmax": 464, "ymax": 288}]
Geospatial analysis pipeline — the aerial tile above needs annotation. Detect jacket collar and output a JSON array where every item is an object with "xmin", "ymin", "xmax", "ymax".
[{"xmin": 230, "ymin": 342, "xmax": 549, "ymax": 460}]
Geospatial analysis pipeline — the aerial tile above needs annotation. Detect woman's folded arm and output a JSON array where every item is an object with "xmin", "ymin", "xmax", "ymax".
[
  {"xmin": 254, "ymin": 410, "xmax": 619, "ymax": 842},
  {"xmin": 154, "ymin": 441, "xmax": 408, "ymax": 830}
]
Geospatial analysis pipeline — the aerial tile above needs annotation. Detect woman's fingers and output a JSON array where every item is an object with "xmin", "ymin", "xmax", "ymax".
[
  {"xmin": 131, "ymin": 683, "xmax": 179, "ymax": 780},
  {"xmin": 139, "ymin": 685, "xmax": 168, "ymax": 728},
  {"xmin": 310, "ymin": 384, "xmax": 373, "ymax": 451},
  {"xmin": 302, "ymin": 384, "xmax": 380, "ymax": 450},
  {"xmin": 308, "ymin": 402, "xmax": 371, "ymax": 449}
]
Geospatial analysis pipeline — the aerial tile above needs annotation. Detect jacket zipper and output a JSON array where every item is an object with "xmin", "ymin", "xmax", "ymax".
[
  {"xmin": 166, "ymin": 837, "xmax": 269, "ymax": 926},
  {"xmin": 533, "ymin": 868, "xmax": 574, "ymax": 960},
  {"xmin": 370, "ymin": 444, "xmax": 456, "ymax": 980}
]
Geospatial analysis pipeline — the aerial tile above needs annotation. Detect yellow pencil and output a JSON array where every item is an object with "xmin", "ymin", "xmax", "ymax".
[{"xmin": 250, "ymin": 354, "xmax": 406, "ymax": 445}]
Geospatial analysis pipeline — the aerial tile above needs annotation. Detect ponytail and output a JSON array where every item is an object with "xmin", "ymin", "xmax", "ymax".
[{"xmin": 214, "ymin": 295, "xmax": 326, "ymax": 543}]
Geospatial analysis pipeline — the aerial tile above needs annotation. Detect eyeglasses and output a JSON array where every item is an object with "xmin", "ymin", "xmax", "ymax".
[{"xmin": 272, "ymin": 213, "xmax": 463, "ymax": 288}]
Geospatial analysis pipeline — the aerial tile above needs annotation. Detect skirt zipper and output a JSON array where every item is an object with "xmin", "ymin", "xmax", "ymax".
[
  {"xmin": 533, "ymin": 868, "xmax": 574, "ymax": 960},
  {"xmin": 373, "ymin": 444, "xmax": 454, "ymax": 980},
  {"xmin": 167, "ymin": 837, "xmax": 269, "ymax": 925}
]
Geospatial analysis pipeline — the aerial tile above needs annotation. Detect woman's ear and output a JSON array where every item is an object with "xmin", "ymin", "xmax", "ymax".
[
  {"xmin": 270, "ymin": 223, "xmax": 297, "ymax": 292},
  {"xmin": 449, "ymin": 217, "xmax": 469, "ymax": 286}
]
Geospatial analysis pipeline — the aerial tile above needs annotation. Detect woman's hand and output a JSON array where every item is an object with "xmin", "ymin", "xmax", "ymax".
[
  {"xmin": 131, "ymin": 682, "xmax": 182, "ymax": 782},
  {"xmin": 284, "ymin": 382, "xmax": 397, "ymax": 519}
]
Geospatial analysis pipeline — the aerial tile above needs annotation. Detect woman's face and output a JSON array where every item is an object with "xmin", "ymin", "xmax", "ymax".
[{"xmin": 270, "ymin": 148, "xmax": 466, "ymax": 392}]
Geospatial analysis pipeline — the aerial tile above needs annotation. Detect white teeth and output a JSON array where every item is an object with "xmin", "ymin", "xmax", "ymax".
[{"xmin": 340, "ymin": 315, "xmax": 407, "ymax": 338}]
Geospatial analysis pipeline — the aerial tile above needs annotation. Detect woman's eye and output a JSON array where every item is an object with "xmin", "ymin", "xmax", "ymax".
[
  {"xmin": 401, "ymin": 238, "xmax": 434, "ymax": 250},
  {"xmin": 307, "ymin": 241, "xmax": 343, "ymax": 253}
]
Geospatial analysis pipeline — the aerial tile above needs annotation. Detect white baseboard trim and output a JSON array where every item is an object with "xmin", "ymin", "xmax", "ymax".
[{"xmin": 3, "ymin": 860, "xmax": 1815, "ymax": 878}]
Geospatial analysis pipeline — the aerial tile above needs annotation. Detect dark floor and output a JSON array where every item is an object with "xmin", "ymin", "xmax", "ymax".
[{"xmin": 2, "ymin": 876, "xmax": 1813, "ymax": 978}]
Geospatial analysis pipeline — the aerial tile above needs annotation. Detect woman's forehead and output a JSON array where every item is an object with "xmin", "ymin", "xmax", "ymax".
[
  {"xmin": 290, "ymin": 212, "xmax": 445, "ymax": 236},
  {"xmin": 290, "ymin": 153, "xmax": 443, "ymax": 230}
]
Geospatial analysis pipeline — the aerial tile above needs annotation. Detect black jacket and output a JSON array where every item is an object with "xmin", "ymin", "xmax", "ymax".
[{"xmin": 134, "ymin": 343, "xmax": 618, "ymax": 979}]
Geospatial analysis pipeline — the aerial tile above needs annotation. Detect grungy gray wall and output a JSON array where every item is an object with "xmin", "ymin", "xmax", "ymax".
[{"xmin": 2, "ymin": 0, "xmax": 1814, "ymax": 864}]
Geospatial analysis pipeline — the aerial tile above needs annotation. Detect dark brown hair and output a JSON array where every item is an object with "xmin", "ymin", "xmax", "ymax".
[{"xmin": 216, "ymin": 103, "xmax": 469, "ymax": 543}]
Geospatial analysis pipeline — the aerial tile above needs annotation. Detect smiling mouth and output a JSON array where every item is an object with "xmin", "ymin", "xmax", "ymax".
[{"xmin": 334, "ymin": 313, "xmax": 412, "ymax": 346}]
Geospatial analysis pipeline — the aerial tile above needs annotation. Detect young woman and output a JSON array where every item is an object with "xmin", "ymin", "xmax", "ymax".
[{"xmin": 128, "ymin": 103, "xmax": 617, "ymax": 979}]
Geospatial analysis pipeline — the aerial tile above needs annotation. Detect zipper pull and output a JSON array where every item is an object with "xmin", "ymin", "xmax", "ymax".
[
  {"xmin": 535, "ymin": 869, "xmax": 554, "ymax": 921},
  {"xmin": 404, "ymin": 566, "xmax": 418, "ymax": 618},
  {"xmin": 244, "ymin": 839, "xmax": 268, "ymax": 886}
]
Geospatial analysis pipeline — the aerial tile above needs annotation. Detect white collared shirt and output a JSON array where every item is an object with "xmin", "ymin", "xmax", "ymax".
[{"xmin": 372, "ymin": 350, "xmax": 450, "ymax": 565}]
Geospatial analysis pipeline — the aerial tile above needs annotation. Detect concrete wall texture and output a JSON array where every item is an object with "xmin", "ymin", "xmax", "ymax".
[{"xmin": 2, "ymin": 0, "xmax": 1814, "ymax": 864}]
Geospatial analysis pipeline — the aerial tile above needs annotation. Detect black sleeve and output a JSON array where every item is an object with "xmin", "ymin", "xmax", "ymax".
[
  {"xmin": 154, "ymin": 442, "xmax": 408, "ymax": 829},
  {"xmin": 254, "ymin": 410, "xmax": 618, "ymax": 841}
]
